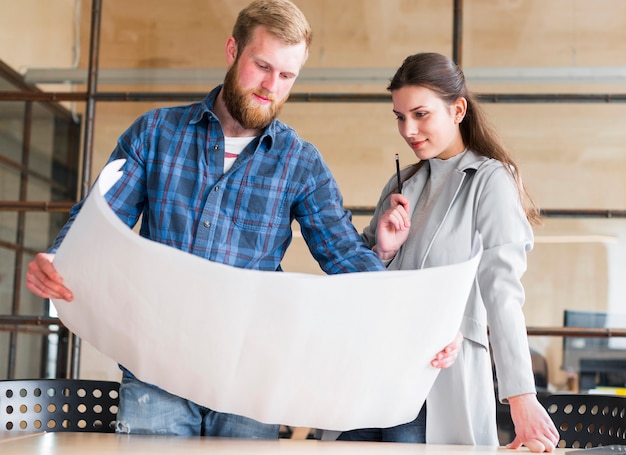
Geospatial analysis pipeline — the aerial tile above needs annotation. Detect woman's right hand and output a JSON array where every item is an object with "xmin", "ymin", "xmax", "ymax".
[
  {"xmin": 26, "ymin": 253, "xmax": 74, "ymax": 301},
  {"xmin": 375, "ymin": 193, "xmax": 411, "ymax": 260}
]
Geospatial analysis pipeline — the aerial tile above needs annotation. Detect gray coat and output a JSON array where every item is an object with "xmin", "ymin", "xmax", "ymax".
[{"xmin": 362, "ymin": 149, "xmax": 536, "ymax": 445}]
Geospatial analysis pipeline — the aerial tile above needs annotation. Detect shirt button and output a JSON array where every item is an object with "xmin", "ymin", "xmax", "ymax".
[
  {"xmin": 213, "ymin": 145, "xmax": 219, "ymax": 150},
  {"xmin": 213, "ymin": 186, "xmax": 219, "ymax": 192},
  {"xmin": 203, "ymin": 221, "xmax": 211, "ymax": 228}
]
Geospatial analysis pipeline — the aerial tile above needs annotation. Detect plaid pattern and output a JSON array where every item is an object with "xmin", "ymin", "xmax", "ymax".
[{"xmin": 52, "ymin": 85, "xmax": 384, "ymax": 274}]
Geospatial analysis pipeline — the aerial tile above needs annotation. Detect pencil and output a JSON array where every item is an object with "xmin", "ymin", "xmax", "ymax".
[{"xmin": 395, "ymin": 153, "xmax": 402, "ymax": 193}]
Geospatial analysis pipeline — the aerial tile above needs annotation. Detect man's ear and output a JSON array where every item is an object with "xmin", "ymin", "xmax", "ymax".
[{"xmin": 225, "ymin": 36, "xmax": 238, "ymax": 66}]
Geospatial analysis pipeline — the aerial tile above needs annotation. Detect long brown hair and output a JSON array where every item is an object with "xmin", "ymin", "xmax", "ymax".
[{"xmin": 388, "ymin": 52, "xmax": 541, "ymax": 225}]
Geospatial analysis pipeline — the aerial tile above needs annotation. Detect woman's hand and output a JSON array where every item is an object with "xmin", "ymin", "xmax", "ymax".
[
  {"xmin": 431, "ymin": 331, "xmax": 463, "ymax": 369},
  {"xmin": 375, "ymin": 193, "xmax": 411, "ymax": 260},
  {"xmin": 506, "ymin": 393, "xmax": 560, "ymax": 452}
]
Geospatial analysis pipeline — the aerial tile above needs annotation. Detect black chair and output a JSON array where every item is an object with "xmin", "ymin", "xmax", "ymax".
[
  {"xmin": 531, "ymin": 350, "xmax": 549, "ymax": 391},
  {"xmin": 538, "ymin": 393, "xmax": 626, "ymax": 448},
  {"xmin": 0, "ymin": 379, "xmax": 119, "ymax": 433}
]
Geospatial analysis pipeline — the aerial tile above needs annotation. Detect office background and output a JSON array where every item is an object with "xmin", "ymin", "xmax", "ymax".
[{"xmin": 1, "ymin": 0, "xmax": 626, "ymax": 394}]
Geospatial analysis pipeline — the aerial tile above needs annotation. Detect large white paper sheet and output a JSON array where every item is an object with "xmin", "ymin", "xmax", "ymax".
[{"xmin": 52, "ymin": 159, "xmax": 481, "ymax": 431}]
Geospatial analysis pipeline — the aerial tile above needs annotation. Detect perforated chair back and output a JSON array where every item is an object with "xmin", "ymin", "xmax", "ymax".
[
  {"xmin": 0, "ymin": 379, "xmax": 119, "ymax": 433},
  {"xmin": 538, "ymin": 393, "xmax": 626, "ymax": 448}
]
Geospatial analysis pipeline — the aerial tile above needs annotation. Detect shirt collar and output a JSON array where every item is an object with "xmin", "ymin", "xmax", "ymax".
[
  {"xmin": 190, "ymin": 85, "xmax": 222, "ymax": 124},
  {"xmin": 456, "ymin": 148, "xmax": 489, "ymax": 171},
  {"xmin": 191, "ymin": 84, "xmax": 276, "ymax": 150}
]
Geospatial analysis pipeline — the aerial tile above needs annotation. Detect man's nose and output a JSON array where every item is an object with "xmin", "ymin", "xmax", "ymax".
[{"xmin": 262, "ymin": 72, "xmax": 279, "ymax": 93}]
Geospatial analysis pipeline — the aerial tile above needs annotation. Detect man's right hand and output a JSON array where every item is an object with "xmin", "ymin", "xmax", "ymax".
[{"xmin": 26, "ymin": 253, "xmax": 73, "ymax": 301}]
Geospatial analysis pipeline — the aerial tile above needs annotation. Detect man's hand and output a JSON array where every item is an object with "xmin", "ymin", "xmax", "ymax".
[{"xmin": 25, "ymin": 253, "xmax": 73, "ymax": 301}]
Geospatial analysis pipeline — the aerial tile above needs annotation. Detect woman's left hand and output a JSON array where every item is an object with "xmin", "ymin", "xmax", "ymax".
[
  {"xmin": 506, "ymin": 393, "xmax": 560, "ymax": 452},
  {"xmin": 431, "ymin": 331, "xmax": 463, "ymax": 369}
]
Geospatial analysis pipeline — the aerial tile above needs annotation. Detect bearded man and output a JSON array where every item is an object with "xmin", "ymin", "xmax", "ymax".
[{"xmin": 25, "ymin": 0, "xmax": 388, "ymax": 439}]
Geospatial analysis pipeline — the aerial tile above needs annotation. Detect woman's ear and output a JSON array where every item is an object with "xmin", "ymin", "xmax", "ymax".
[{"xmin": 453, "ymin": 96, "xmax": 468, "ymax": 123}]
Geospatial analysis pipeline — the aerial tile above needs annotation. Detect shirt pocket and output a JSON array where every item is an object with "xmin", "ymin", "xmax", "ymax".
[{"xmin": 232, "ymin": 175, "xmax": 290, "ymax": 234}]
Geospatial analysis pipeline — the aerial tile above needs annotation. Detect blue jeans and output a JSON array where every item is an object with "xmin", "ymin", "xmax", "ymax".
[
  {"xmin": 115, "ymin": 375, "xmax": 279, "ymax": 438},
  {"xmin": 337, "ymin": 404, "xmax": 426, "ymax": 443}
]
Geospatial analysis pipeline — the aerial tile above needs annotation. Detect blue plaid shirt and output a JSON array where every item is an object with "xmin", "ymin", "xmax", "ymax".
[{"xmin": 51, "ymin": 85, "xmax": 384, "ymax": 274}]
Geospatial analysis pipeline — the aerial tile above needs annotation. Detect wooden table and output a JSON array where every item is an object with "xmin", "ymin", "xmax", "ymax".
[
  {"xmin": 0, "ymin": 432, "xmax": 577, "ymax": 454},
  {"xmin": 0, "ymin": 431, "xmax": 43, "ymax": 443}
]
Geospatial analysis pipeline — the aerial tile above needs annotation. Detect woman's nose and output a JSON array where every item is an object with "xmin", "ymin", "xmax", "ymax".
[{"xmin": 400, "ymin": 120, "xmax": 418, "ymax": 137}]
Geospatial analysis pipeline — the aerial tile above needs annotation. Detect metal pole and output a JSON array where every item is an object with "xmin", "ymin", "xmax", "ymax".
[
  {"xmin": 5, "ymin": 90, "xmax": 626, "ymax": 104},
  {"xmin": 7, "ymin": 101, "xmax": 32, "ymax": 379},
  {"xmin": 69, "ymin": 0, "xmax": 103, "ymax": 380},
  {"xmin": 452, "ymin": 0, "xmax": 463, "ymax": 67}
]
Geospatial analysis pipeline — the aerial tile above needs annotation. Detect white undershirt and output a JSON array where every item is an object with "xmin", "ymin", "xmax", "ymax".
[{"xmin": 224, "ymin": 136, "xmax": 255, "ymax": 172}]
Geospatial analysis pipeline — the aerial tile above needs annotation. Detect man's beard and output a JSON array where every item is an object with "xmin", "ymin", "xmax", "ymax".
[{"xmin": 222, "ymin": 62, "xmax": 287, "ymax": 130}]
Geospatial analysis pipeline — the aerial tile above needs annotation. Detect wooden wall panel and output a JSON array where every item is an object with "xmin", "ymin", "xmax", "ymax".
[{"xmin": 1, "ymin": 0, "xmax": 626, "ymax": 387}]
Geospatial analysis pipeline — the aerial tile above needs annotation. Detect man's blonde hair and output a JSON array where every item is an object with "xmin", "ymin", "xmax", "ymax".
[{"xmin": 232, "ymin": 0, "xmax": 312, "ymax": 58}]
